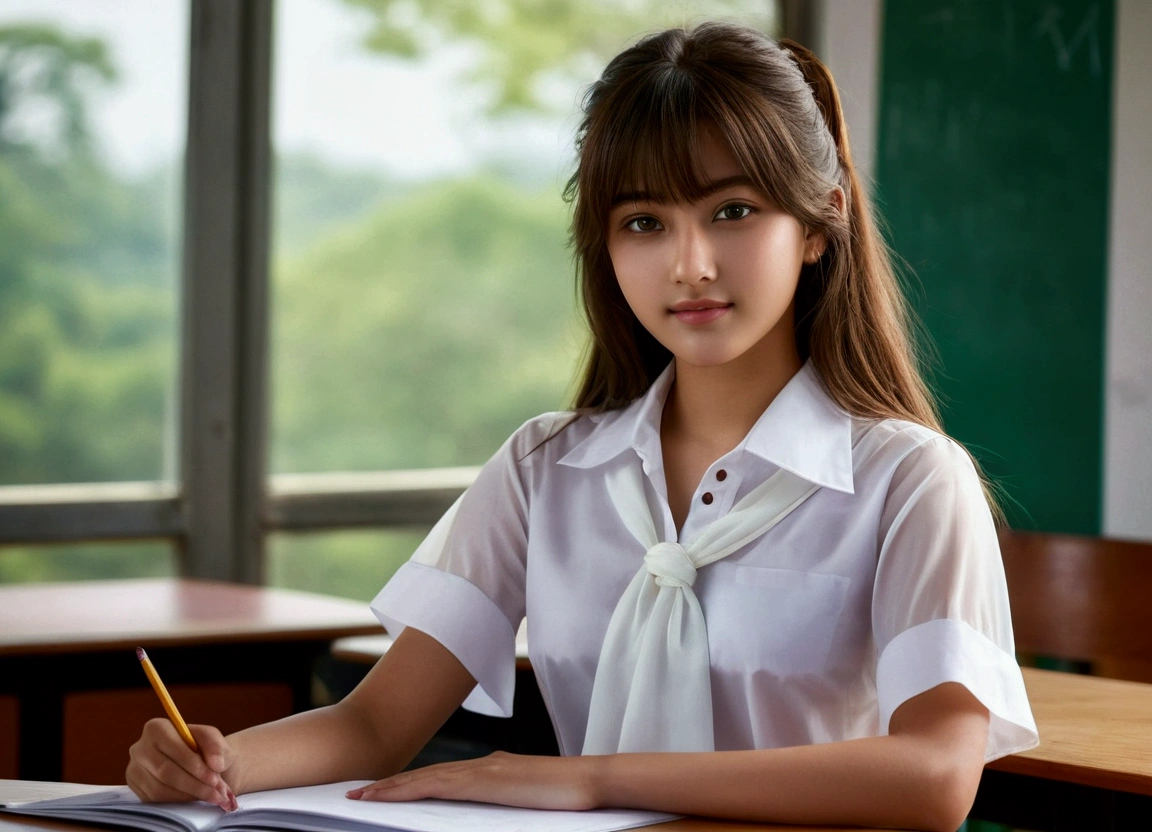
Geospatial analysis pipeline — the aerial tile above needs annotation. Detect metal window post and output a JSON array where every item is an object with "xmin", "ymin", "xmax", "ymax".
[
  {"xmin": 180, "ymin": 0, "xmax": 273, "ymax": 583},
  {"xmin": 781, "ymin": 0, "xmax": 825, "ymax": 53}
]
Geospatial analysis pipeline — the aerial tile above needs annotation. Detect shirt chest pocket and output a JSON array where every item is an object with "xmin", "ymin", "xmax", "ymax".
[{"xmin": 701, "ymin": 562, "xmax": 851, "ymax": 677}]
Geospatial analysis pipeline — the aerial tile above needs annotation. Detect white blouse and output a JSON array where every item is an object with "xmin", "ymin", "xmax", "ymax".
[{"xmin": 371, "ymin": 361, "xmax": 1039, "ymax": 762}]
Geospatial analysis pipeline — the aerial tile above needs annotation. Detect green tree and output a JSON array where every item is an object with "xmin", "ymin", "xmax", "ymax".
[
  {"xmin": 0, "ymin": 25, "xmax": 176, "ymax": 486},
  {"xmin": 0, "ymin": 24, "xmax": 115, "ymax": 154},
  {"xmin": 346, "ymin": 0, "xmax": 776, "ymax": 111},
  {"xmin": 272, "ymin": 174, "xmax": 580, "ymax": 473}
]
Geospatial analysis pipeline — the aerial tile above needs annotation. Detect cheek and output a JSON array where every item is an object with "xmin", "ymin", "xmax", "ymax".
[
  {"xmin": 728, "ymin": 229, "xmax": 806, "ymax": 295},
  {"xmin": 608, "ymin": 244, "xmax": 661, "ymax": 311}
]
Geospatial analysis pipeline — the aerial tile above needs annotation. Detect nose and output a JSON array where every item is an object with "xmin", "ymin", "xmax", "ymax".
[{"xmin": 671, "ymin": 223, "xmax": 716, "ymax": 285}]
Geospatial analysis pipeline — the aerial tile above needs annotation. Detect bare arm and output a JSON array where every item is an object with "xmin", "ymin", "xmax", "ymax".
[
  {"xmin": 127, "ymin": 628, "xmax": 476, "ymax": 802},
  {"xmin": 353, "ymin": 681, "xmax": 989, "ymax": 832},
  {"xmin": 593, "ymin": 682, "xmax": 988, "ymax": 831}
]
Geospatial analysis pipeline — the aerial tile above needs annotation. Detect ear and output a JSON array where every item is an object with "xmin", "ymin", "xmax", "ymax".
[
  {"xmin": 802, "ymin": 187, "xmax": 845, "ymax": 264},
  {"xmin": 802, "ymin": 230, "xmax": 827, "ymax": 264}
]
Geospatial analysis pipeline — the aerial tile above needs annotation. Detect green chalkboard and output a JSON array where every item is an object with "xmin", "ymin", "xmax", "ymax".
[{"xmin": 875, "ymin": 0, "xmax": 1114, "ymax": 533}]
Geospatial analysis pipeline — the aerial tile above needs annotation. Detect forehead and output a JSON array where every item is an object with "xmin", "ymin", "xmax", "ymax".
[{"xmin": 696, "ymin": 130, "xmax": 744, "ymax": 178}]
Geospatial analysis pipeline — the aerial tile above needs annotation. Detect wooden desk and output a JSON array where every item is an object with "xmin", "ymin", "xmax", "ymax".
[
  {"xmin": 334, "ymin": 640, "xmax": 1152, "ymax": 830},
  {"xmin": 971, "ymin": 667, "xmax": 1152, "ymax": 830},
  {"xmin": 0, "ymin": 580, "xmax": 383, "ymax": 784}
]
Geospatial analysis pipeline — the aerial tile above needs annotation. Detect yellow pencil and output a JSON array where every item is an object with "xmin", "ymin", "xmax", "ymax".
[{"xmin": 136, "ymin": 646, "xmax": 200, "ymax": 753}]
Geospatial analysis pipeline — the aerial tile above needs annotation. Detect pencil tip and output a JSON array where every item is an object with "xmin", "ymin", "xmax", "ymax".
[{"xmin": 136, "ymin": 647, "xmax": 146, "ymax": 661}]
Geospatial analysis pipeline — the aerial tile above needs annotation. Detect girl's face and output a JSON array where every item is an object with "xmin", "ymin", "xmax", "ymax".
[{"xmin": 606, "ymin": 131, "xmax": 826, "ymax": 370}]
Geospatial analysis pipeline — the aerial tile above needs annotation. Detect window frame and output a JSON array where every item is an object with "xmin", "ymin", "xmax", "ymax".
[{"xmin": 0, "ymin": 0, "xmax": 798, "ymax": 583}]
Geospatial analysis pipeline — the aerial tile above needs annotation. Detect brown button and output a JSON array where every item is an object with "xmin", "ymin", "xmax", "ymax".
[
  {"xmin": 701, "ymin": 492, "xmax": 714, "ymax": 505},
  {"xmin": 716, "ymin": 469, "xmax": 728, "ymax": 481}
]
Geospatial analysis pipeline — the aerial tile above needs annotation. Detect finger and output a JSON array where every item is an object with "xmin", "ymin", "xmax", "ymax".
[
  {"xmin": 159, "ymin": 744, "xmax": 232, "ymax": 806},
  {"xmin": 355, "ymin": 768, "xmax": 473, "ymax": 804},
  {"xmin": 146, "ymin": 721, "xmax": 227, "ymax": 791},
  {"xmin": 188, "ymin": 724, "xmax": 235, "ymax": 774},
  {"xmin": 132, "ymin": 764, "xmax": 230, "ymax": 809},
  {"xmin": 129, "ymin": 733, "xmax": 229, "ymax": 806},
  {"xmin": 347, "ymin": 770, "xmax": 413, "ymax": 800}
]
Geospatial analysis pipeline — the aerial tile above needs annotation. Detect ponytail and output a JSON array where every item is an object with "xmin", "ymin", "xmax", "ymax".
[
  {"xmin": 779, "ymin": 40, "xmax": 848, "ymax": 164},
  {"xmin": 780, "ymin": 38, "xmax": 1005, "ymax": 524},
  {"xmin": 567, "ymin": 23, "xmax": 1004, "ymax": 523},
  {"xmin": 779, "ymin": 39, "xmax": 861, "ymax": 230}
]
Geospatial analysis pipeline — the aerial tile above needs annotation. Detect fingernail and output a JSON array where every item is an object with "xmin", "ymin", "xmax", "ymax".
[{"xmin": 345, "ymin": 789, "xmax": 363, "ymax": 799}]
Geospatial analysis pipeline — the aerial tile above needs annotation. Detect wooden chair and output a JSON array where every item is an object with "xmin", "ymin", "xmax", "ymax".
[{"xmin": 998, "ymin": 530, "xmax": 1152, "ymax": 683}]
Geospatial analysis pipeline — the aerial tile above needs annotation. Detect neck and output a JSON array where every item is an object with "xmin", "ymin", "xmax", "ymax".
[{"xmin": 663, "ymin": 335, "xmax": 803, "ymax": 455}]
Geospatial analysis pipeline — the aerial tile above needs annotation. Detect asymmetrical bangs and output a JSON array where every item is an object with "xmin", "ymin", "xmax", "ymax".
[{"xmin": 589, "ymin": 72, "xmax": 710, "ymax": 212}]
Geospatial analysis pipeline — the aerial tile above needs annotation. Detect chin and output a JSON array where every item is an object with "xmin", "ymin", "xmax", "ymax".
[{"xmin": 670, "ymin": 346, "xmax": 749, "ymax": 368}]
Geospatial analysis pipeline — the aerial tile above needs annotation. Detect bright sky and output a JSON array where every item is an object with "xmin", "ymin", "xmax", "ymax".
[{"xmin": 0, "ymin": 0, "xmax": 575, "ymax": 179}]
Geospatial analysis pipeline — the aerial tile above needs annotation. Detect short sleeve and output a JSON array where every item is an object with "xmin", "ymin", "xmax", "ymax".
[
  {"xmin": 370, "ymin": 413, "xmax": 565, "ymax": 718},
  {"xmin": 872, "ymin": 436, "xmax": 1038, "ymax": 762}
]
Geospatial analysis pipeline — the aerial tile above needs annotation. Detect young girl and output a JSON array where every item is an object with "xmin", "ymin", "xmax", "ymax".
[{"xmin": 127, "ymin": 22, "xmax": 1038, "ymax": 831}]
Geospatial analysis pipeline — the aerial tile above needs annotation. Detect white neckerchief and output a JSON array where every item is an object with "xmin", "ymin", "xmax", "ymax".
[{"xmin": 581, "ymin": 459, "xmax": 820, "ymax": 754}]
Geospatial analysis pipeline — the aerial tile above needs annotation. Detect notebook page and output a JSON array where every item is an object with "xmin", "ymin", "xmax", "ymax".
[
  {"xmin": 225, "ymin": 781, "xmax": 678, "ymax": 832},
  {"xmin": 0, "ymin": 783, "xmax": 221, "ymax": 832},
  {"xmin": 0, "ymin": 780, "xmax": 123, "ymax": 807}
]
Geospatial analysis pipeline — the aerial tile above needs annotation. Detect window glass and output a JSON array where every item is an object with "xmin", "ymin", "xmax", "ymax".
[
  {"xmin": 0, "ymin": 1, "xmax": 188, "ymax": 486},
  {"xmin": 269, "ymin": 0, "xmax": 779, "ymax": 474},
  {"xmin": 267, "ymin": 528, "xmax": 431, "ymax": 601},
  {"xmin": 0, "ymin": 541, "xmax": 175, "ymax": 584}
]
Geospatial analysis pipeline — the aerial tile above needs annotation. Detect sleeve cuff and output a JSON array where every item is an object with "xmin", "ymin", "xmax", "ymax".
[
  {"xmin": 877, "ymin": 618, "xmax": 1039, "ymax": 762},
  {"xmin": 369, "ymin": 561, "xmax": 517, "ymax": 717}
]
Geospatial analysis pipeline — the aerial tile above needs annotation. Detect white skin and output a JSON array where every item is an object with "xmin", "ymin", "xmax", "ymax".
[{"xmin": 127, "ymin": 132, "xmax": 990, "ymax": 832}]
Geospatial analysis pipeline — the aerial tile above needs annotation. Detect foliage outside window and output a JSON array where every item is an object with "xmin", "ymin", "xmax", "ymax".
[{"xmin": 0, "ymin": 0, "xmax": 776, "ymax": 591}]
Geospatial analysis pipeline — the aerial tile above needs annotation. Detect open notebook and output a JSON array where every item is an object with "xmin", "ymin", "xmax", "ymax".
[{"xmin": 0, "ymin": 780, "xmax": 679, "ymax": 832}]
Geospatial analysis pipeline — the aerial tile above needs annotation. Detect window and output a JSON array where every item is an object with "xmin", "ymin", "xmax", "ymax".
[
  {"xmin": 0, "ymin": 0, "xmax": 187, "ymax": 582},
  {"xmin": 265, "ymin": 0, "xmax": 779, "ymax": 596},
  {"xmin": 0, "ymin": 0, "xmax": 781, "ymax": 594}
]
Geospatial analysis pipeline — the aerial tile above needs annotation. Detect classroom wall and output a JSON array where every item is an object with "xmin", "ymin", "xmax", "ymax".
[
  {"xmin": 1103, "ymin": 0, "xmax": 1152, "ymax": 542},
  {"xmin": 819, "ymin": 0, "xmax": 1151, "ymax": 542},
  {"xmin": 818, "ymin": 0, "xmax": 882, "ymax": 187}
]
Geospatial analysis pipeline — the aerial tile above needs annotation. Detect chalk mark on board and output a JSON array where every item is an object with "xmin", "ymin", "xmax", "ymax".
[{"xmin": 1033, "ymin": 4, "xmax": 1102, "ymax": 76}]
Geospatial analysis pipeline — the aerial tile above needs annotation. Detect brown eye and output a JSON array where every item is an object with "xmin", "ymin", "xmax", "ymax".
[
  {"xmin": 626, "ymin": 216, "xmax": 661, "ymax": 232},
  {"xmin": 717, "ymin": 204, "xmax": 753, "ymax": 221}
]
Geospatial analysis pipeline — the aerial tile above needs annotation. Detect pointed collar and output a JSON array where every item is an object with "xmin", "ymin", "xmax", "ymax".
[{"xmin": 557, "ymin": 361, "xmax": 855, "ymax": 494}]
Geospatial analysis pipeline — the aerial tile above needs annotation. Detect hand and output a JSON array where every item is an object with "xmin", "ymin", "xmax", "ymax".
[
  {"xmin": 346, "ymin": 751, "xmax": 601, "ymax": 811},
  {"xmin": 126, "ymin": 719, "xmax": 239, "ymax": 811}
]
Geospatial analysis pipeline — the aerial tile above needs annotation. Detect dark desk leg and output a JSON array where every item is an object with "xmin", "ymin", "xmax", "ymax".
[
  {"xmin": 971, "ymin": 769, "xmax": 1152, "ymax": 832},
  {"xmin": 17, "ymin": 686, "xmax": 62, "ymax": 781}
]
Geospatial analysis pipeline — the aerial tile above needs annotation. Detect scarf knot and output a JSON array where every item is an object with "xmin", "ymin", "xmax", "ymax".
[{"xmin": 644, "ymin": 541, "xmax": 696, "ymax": 588}]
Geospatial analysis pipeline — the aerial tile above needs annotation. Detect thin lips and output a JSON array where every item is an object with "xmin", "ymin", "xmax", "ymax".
[{"xmin": 669, "ymin": 299, "xmax": 731, "ymax": 312}]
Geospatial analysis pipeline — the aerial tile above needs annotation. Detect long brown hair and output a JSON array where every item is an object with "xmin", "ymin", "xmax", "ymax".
[{"xmin": 563, "ymin": 23, "xmax": 1002, "ymax": 518}]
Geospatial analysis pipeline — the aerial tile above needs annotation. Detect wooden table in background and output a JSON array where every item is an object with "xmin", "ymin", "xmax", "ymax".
[
  {"xmin": 0, "ymin": 580, "xmax": 383, "ymax": 784},
  {"xmin": 331, "ymin": 619, "xmax": 532, "ymax": 669}
]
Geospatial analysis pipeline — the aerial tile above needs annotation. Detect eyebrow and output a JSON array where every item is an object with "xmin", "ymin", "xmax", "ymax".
[{"xmin": 610, "ymin": 175, "xmax": 757, "ymax": 207}]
